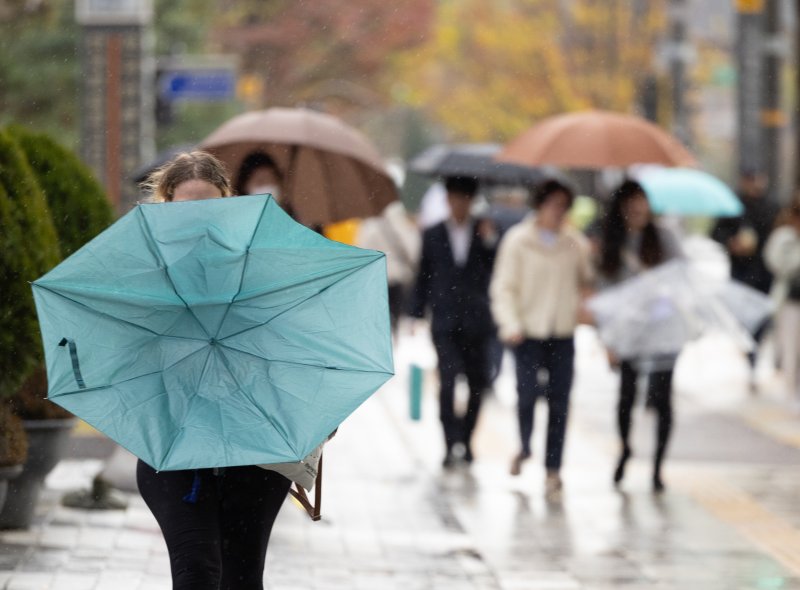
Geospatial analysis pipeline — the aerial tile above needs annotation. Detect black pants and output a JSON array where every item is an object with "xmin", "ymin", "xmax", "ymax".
[
  {"xmin": 431, "ymin": 329, "xmax": 491, "ymax": 452},
  {"xmin": 137, "ymin": 461, "xmax": 291, "ymax": 590},
  {"xmin": 388, "ymin": 283, "xmax": 406, "ymax": 333},
  {"xmin": 618, "ymin": 362, "xmax": 673, "ymax": 476},
  {"xmin": 513, "ymin": 338, "xmax": 575, "ymax": 471}
]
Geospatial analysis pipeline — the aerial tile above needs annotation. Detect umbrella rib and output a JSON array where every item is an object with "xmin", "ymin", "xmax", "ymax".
[
  {"xmin": 213, "ymin": 197, "xmax": 270, "ymax": 340},
  {"xmin": 218, "ymin": 263, "xmax": 370, "ymax": 342},
  {"xmin": 213, "ymin": 346, "xmax": 302, "ymax": 459},
  {"xmin": 217, "ymin": 341, "xmax": 394, "ymax": 376},
  {"xmin": 225, "ymin": 256, "xmax": 378, "ymax": 307},
  {"xmin": 137, "ymin": 207, "xmax": 212, "ymax": 340},
  {"xmin": 48, "ymin": 344, "xmax": 212, "ymax": 399},
  {"xmin": 160, "ymin": 347, "xmax": 215, "ymax": 468},
  {"xmin": 34, "ymin": 283, "xmax": 176, "ymax": 340},
  {"xmin": 317, "ymin": 149, "xmax": 338, "ymax": 223}
]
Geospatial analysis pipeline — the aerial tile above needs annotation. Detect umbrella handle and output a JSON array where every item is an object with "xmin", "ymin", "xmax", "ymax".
[{"xmin": 288, "ymin": 452, "xmax": 323, "ymax": 521}]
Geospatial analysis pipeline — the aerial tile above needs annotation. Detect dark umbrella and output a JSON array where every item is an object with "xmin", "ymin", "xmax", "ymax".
[{"xmin": 409, "ymin": 143, "xmax": 547, "ymax": 186}]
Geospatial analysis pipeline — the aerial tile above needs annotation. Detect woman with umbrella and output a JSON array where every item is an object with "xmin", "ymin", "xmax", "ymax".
[
  {"xmin": 137, "ymin": 151, "xmax": 292, "ymax": 589},
  {"xmin": 596, "ymin": 180, "xmax": 683, "ymax": 493}
]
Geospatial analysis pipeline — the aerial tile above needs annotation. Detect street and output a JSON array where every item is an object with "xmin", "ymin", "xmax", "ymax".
[{"xmin": 1, "ymin": 326, "xmax": 799, "ymax": 589}]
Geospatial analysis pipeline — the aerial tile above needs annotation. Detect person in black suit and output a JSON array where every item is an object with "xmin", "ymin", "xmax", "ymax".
[{"xmin": 409, "ymin": 176, "xmax": 498, "ymax": 468}]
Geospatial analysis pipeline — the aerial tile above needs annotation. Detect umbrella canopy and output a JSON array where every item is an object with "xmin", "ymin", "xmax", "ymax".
[
  {"xmin": 409, "ymin": 143, "xmax": 546, "ymax": 186},
  {"xmin": 587, "ymin": 260, "xmax": 772, "ymax": 365},
  {"xmin": 637, "ymin": 167, "xmax": 743, "ymax": 217},
  {"xmin": 32, "ymin": 195, "xmax": 393, "ymax": 471},
  {"xmin": 498, "ymin": 110, "xmax": 696, "ymax": 169},
  {"xmin": 200, "ymin": 108, "xmax": 398, "ymax": 226}
]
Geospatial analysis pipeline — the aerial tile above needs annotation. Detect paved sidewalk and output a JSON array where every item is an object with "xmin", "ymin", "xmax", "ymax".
[{"xmin": 1, "ymin": 328, "xmax": 800, "ymax": 589}]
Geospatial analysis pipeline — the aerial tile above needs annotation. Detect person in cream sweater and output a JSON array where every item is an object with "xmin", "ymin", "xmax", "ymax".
[{"xmin": 490, "ymin": 179, "xmax": 593, "ymax": 495}]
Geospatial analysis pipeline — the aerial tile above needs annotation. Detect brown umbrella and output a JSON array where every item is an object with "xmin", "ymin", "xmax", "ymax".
[
  {"xmin": 200, "ymin": 108, "xmax": 397, "ymax": 226},
  {"xmin": 497, "ymin": 110, "xmax": 696, "ymax": 169}
]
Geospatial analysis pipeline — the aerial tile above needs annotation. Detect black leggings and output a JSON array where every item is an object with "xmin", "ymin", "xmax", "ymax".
[
  {"xmin": 137, "ymin": 460, "xmax": 291, "ymax": 590},
  {"xmin": 618, "ymin": 362, "xmax": 673, "ymax": 476}
]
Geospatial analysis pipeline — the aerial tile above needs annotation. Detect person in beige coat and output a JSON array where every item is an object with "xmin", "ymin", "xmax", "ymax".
[{"xmin": 490, "ymin": 180, "xmax": 593, "ymax": 494}]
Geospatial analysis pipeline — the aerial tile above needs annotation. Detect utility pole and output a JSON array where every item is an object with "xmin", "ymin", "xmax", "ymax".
[
  {"xmin": 795, "ymin": 0, "xmax": 800, "ymax": 189},
  {"xmin": 668, "ymin": 0, "xmax": 692, "ymax": 147},
  {"xmin": 76, "ymin": 0, "xmax": 155, "ymax": 213},
  {"xmin": 761, "ymin": 0, "xmax": 783, "ymax": 200},
  {"xmin": 735, "ymin": 0, "xmax": 765, "ymax": 177}
]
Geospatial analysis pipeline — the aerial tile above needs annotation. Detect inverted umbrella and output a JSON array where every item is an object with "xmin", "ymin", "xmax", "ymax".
[
  {"xmin": 409, "ymin": 143, "xmax": 547, "ymax": 186},
  {"xmin": 636, "ymin": 167, "xmax": 743, "ymax": 217},
  {"xmin": 32, "ymin": 195, "xmax": 393, "ymax": 471},
  {"xmin": 587, "ymin": 260, "xmax": 772, "ymax": 366},
  {"xmin": 200, "ymin": 108, "xmax": 398, "ymax": 226},
  {"xmin": 497, "ymin": 110, "xmax": 696, "ymax": 169}
]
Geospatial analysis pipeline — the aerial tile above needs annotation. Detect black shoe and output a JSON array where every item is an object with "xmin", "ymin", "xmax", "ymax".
[
  {"xmin": 613, "ymin": 448, "xmax": 631, "ymax": 485},
  {"xmin": 442, "ymin": 452, "xmax": 457, "ymax": 469},
  {"xmin": 653, "ymin": 474, "xmax": 666, "ymax": 493},
  {"xmin": 463, "ymin": 446, "xmax": 474, "ymax": 464},
  {"xmin": 510, "ymin": 451, "xmax": 531, "ymax": 476}
]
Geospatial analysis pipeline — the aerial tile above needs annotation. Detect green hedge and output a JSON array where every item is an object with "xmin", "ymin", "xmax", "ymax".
[
  {"xmin": 8, "ymin": 125, "xmax": 113, "ymax": 257},
  {"xmin": 0, "ymin": 129, "xmax": 61, "ymax": 396}
]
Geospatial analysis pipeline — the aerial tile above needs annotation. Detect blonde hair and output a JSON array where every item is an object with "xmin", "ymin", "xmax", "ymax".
[{"xmin": 142, "ymin": 151, "xmax": 232, "ymax": 202}]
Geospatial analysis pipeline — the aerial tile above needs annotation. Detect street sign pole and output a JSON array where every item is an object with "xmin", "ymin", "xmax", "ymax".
[
  {"xmin": 668, "ymin": 0, "xmax": 692, "ymax": 147},
  {"xmin": 761, "ymin": 0, "xmax": 783, "ymax": 200},
  {"xmin": 76, "ymin": 0, "xmax": 155, "ymax": 213},
  {"xmin": 736, "ymin": 0, "xmax": 765, "ymax": 178}
]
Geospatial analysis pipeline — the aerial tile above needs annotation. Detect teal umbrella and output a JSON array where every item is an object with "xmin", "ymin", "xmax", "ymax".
[
  {"xmin": 638, "ymin": 167, "xmax": 743, "ymax": 217},
  {"xmin": 32, "ymin": 195, "xmax": 393, "ymax": 470}
]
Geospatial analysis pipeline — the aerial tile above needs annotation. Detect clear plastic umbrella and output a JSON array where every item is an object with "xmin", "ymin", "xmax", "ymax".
[{"xmin": 587, "ymin": 260, "xmax": 773, "ymax": 369}]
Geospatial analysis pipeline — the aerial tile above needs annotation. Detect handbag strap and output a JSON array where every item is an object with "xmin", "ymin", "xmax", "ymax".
[{"xmin": 288, "ymin": 452, "xmax": 323, "ymax": 521}]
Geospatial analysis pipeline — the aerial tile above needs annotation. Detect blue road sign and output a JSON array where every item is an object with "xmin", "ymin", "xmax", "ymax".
[{"xmin": 159, "ymin": 69, "xmax": 236, "ymax": 102}]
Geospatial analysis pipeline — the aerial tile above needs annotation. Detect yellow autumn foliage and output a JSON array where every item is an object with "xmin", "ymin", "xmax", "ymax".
[{"xmin": 391, "ymin": 0, "xmax": 666, "ymax": 141}]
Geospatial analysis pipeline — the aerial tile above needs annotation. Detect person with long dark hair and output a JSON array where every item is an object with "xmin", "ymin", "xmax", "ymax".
[{"xmin": 597, "ymin": 180, "xmax": 682, "ymax": 493}]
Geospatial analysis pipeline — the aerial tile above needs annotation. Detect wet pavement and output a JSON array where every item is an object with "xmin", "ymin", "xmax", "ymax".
[{"xmin": 1, "ymin": 326, "xmax": 799, "ymax": 589}]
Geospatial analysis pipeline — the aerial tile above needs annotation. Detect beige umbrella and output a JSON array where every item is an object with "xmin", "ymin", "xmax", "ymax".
[
  {"xmin": 200, "ymin": 108, "xmax": 397, "ymax": 226},
  {"xmin": 497, "ymin": 110, "xmax": 696, "ymax": 169}
]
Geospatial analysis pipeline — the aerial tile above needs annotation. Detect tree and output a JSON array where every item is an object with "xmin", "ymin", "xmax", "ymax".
[
  {"xmin": 212, "ymin": 0, "xmax": 434, "ymax": 113},
  {"xmin": 391, "ymin": 0, "xmax": 583, "ymax": 141},
  {"xmin": 0, "ymin": 2, "xmax": 80, "ymax": 148},
  {"xmin": 391, "ymin": 0, "xmax": 666, "ymax": 141},
  {"xmin": 0, "ymin": 129, "xmax": 61, "ymax": 396},
  {"xmin": 565, "ymin": 0, "xmax": 666, "ymax": 113},
  {"xmin": 8, "ymin": 126, "xmax": 114, "ymax": 256}
]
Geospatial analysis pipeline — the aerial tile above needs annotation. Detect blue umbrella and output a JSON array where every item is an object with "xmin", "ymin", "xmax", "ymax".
[
  {"xmin": 32, "ymin": 195, "xmax": 393, "ymax": 470},
  {"xmin": 638, "ymin": 167, "xmax": 743, "ymax": 217}
]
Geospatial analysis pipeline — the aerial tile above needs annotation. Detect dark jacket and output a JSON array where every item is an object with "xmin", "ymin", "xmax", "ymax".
[
  {"xmin": 711, "ymin": 194, "xmax": 779, "ymax": 293},
  {"xmin": 409, "ymin": 220, "xmax": 496, "ymax": 336}
]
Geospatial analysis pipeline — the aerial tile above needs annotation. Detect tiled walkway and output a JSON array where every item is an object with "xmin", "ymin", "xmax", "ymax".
[{"xmin": 1, "ymin": 327, "xmax": 799, "ymax": 589}]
